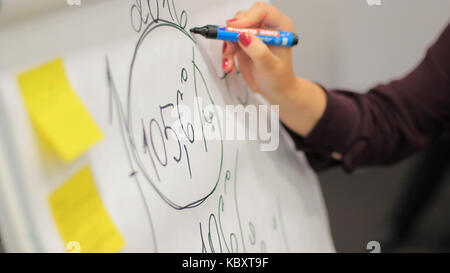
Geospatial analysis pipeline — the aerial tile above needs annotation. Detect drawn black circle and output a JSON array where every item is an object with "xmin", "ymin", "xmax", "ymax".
[{"xmin": 126, "ymin": 21, "xmax": 224, "ymax": 210}]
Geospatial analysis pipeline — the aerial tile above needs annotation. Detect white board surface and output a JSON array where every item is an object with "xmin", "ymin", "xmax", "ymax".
[{"xmin": 0, "ymin": 0, "xmax": 334, "ymax": 252}]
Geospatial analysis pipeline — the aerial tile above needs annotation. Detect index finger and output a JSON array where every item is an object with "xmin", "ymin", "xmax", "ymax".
[{"xmin": 227, "ymin": 2, "xmax": 293, "ymax": 32}]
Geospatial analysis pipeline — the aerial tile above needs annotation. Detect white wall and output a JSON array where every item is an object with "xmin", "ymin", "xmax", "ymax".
[
  {"xmin": 0, "ymin": 0, "xmax": 106, "ymax": 27},
  {"xmin": 272, "ymin": 0, "xmax": 450, "ymax": 92}
]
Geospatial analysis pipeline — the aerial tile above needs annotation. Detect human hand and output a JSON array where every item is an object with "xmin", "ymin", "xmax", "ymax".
[
  {"xmin": 222, "ymin": 1, "xmax": 298, "ymax": 101},
  {"xmin": 222, "ymin": 2, "xmax": 327, "ymax": 137}
]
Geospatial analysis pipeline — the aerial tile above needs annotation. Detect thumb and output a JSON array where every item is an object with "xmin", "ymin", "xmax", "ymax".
[{"xmin": 237, "ymin": 33, "xmax": 278, "ymax": 68}]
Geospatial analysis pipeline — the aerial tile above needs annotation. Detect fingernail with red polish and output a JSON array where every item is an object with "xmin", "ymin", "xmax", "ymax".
[
  {"xmin": 222, "ymin": 42, "xmax": 227, "ymax": 53},
  {"xmin": 222, "ymin": 58, "xmax": 230, "ymax": 71},
  {"xmin": 238, "ymin": 33, "xmax": 251, "ymax": 47},
  {"xmin": 226, "ymin": 18, "xmax": 239, "ymax": 24}
]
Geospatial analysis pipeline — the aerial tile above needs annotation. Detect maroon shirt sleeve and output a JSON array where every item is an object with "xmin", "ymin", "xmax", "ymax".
[{"xmin": 286, "ymin": 23, "xmax": 450, "ymax": 172}]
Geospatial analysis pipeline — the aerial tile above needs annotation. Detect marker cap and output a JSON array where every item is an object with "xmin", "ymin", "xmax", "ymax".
[{"xmin": 292, "ymin": 34, "xmax": 299, "ymax": 46}]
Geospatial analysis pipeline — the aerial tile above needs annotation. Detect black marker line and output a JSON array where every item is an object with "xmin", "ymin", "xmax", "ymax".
[
  {"xmin": 218, "ymin": 195, "xmax": 230, "ymax": 253},
  {"xmin": 208, "ymin": 213, "xmax": 222, "ymax": 253},
  {"xmin": 249, "ymin": 222, "xmax": 256, "ymax": 245},
  {"xmin": 106, "ymin": 56, "xmax": 158, "ymax": 252},
  {"xmin": 183, "ymin": 144, "xmax": 192, "ymax": 179},
  {"xmin": 232, "ymin": 149, "xmax": 246, "ymax": 253},
  {"xmin": 141, "ymin": 118, "xmax": 161, "ymax": 181},
  {"xmin": 276, "ymin": 196, "xmax": 290, "ymax": 252},
  {"xmin": 199, "ymin": 223, "xmax": 208, "ymax": 253}
]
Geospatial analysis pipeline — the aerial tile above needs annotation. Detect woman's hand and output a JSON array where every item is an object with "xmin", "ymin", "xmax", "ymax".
[
  {"xmin": 222, "ymin": 1, "xmax": 296, "ymax": 100},
  {"xmin": 222, "ymin": 2, "xmax": 327, "ymax": 137}
]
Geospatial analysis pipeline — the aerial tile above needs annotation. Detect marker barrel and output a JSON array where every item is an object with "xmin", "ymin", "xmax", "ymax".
[{"xmin": 192, "ymin": 25, "xmax": 299, "ymax": 47}]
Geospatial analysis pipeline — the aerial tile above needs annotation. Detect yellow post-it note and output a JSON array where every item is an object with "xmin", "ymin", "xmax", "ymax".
[
  {"xmin": 17, "ymin": 58, "xmax": 103, "ymax": 162},
  {"xmin": 48, "ymin": 166, "xmax": 125, "ymax": 253}
]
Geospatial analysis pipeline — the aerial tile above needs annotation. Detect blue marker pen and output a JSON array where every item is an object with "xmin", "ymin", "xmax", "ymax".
[{"xmin": 190, "ymin": 25, "xmax": 299, "ymax": 47}]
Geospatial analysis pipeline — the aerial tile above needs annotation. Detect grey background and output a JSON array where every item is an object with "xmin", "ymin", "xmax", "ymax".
[{"xmin": 272, "ymin": 0, "xmax": 450, "ymax": 252}]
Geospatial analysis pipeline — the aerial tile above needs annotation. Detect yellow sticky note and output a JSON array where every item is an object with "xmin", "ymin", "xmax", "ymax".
[
  {"xmin": 18, "ymin": 58, "xmax": 103, "ymax": 162},
  {"xmin": 48, "ymin": 166, "xmax": 125, "ymax": 253}
]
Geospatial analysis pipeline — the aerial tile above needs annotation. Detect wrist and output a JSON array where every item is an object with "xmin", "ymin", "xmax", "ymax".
[
  {"xmin": 265, "ymin": 75, "xmax": 301, "ymax": 105},
  {"xmin": 275, "ymin": 77, "xmax": 327, "ymax": 137}
]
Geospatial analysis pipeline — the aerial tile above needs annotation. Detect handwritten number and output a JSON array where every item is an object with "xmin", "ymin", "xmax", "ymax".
[
  {"xmin": 184, "ymin": 145, "xmax": 192, "ymax": 179},
  {"xmin": 131, "ymin": 0, "xmax": 150, "ymax": 33},
  {"xmin": 131, "ymin": 0, "xmax": 187, "ymax": 33},
  {"xmin": 149, "ymin": 119, "xmax": 168, "ymax": 167},
  {"xmin": 159, "ymin": 104, "xmax": 182, "ymax": 162},
  {"xmin": 180, "ymin": 67, "xmax": 188, "ymax": 83},
  {"xmin": 146, "ymin": 0, "xmax": 159, "ymax": 23},
  {"xmin": 142, "ymin": 119, "xmax": 161, "ymax": 181},
  {"xmin": 223, "ymin": 170, "xmax": 231, "ymax": 193},
  {"xmin": 208, "ymin": 214, "xmax": 222, "ymax": 253},
  {"xmin": 177, "ymin": 90, "xmax": 194, "ymax": 143}
]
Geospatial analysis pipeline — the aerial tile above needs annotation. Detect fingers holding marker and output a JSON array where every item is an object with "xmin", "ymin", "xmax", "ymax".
[
  {"xmin": 222, "ymin": 41, "xmax": 238, "ymax": 74},
  {"xmin": 227, "ymin": 1, "xmax": 293, "ymax": 31},
  {"xmin": 222, "ymin": 55, "xmax": 233, "ymax": 74},
  {"xmin": 227, "ymin": 10, "xmax": 246, "ymax": 24},
  {"xmin": 221, "ymin": 9, "xmax": 247, "ymax": 74},
  {"xmin": 236, "ymin": 50, "xmax": 261, "ymax": 93},
  {"xmin": 237, "ymin": 32, "xmax": 278, "ymax": 69},
  {"xmin": 222, "ymin": 32, "xmax": 280, "ymax": 79},
  {"xmin": 222, "ymin": 2, "xmax": 290, "ymax": 75}
]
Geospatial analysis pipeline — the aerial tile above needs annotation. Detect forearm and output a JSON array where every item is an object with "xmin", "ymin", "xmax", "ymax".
[
  {"xmin": 269, "ymin": 77, "xmax": 327, "ymax": 138},
  {"xmin": 281, "ymin": 23, "xmax": 450, "ymax": 172}
]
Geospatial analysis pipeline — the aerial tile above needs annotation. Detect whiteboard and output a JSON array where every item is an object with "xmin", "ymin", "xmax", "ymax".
[{"xmin": 0, "ymin": 0, "xmax": 334, "ymax": 252}]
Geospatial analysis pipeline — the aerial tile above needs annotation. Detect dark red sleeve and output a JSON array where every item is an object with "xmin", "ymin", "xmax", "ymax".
[{"xmin": 286, "ymin": 23, "xmax": 450, "ymax": 172}]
